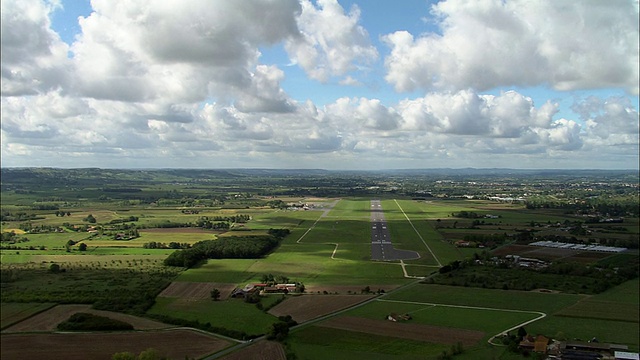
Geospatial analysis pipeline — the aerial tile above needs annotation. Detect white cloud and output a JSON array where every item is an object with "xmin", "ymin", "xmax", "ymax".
[
  {"xmin": 70, "ymin": 0, "xmax": 301, "ymax": 104},
  {"xmin": 1, "ymin": 0, "xmax": 70, "ymax": 95},
  {"xmin": 397, "ymin": 90, "xmax": 558, "ymax": 138},
  {"xmin": 1, "ymin": 0, "xmax": 638, "ymax": 170},
  {"xmin": 383, "ymin": 0, "xmax": 639, "ymax": 94},
  {"xmin": 285, "ymin": 0, "xmax": 378, "ymax": 82}
]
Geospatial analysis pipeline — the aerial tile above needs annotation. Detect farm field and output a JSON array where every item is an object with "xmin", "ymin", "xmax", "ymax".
[
  {"xmin": 147, "ymin": 297, "xmax": 281, "ymax": 337},
  {"xmin": 268, "ymin": 294, "xmax": 375, "ymax": 323},
  {"xmin": 0, "ymin": 329, "xmax": 232, "ymax": 360},
  {"xmin": 1, "ymin": 168, "xmax": 638, "ymax": 359},
  {"xmin": 159, "ymin": 281, "xmax": 237, "ymax": 300},
  {"xmin": 384, "ymin": 283, "xmax": 585, "ymax": 313},
  {"xmin": 2, "ymin": 304, "xmax": 172, "ymax": 332},
  {"xmin": 317, "ymin": 315, "xmax": 485, "ymax": 346},
  {"xmin": 219, "ymin": 340, "xmax": 286, "ymax": 360},
  {"xmin": 344, "ymin": 299, "xmax": 539, "ymax": 339},
  {"xmin": 288, "ymin": 326, "xmax": 450, "ymax": 360},
  {"xmin": 0, "ymin": 302, "xmax": 55, "ymax": 329}
]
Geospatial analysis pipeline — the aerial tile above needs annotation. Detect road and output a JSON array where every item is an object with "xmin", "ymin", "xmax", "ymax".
[{"xmin": 370, "ymin": 200, "xmax": 420, "ymax": 261}]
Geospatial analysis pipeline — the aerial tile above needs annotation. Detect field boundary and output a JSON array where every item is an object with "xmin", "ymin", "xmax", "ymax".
[
  {"xmin": 0, "ymin": 303, "xmax": 57, "ymax": 331},
  {"xmin": 376, "ymin": 299, "xmax": 546, "ymax": 345}
]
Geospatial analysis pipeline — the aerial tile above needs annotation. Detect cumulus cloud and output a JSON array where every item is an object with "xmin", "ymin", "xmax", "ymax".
[
  {"xmin": 1, "ymin": 0, "xmax": 70, "ymax": 95},
  {"xmin": 285, "ymin": 0, "xmax": 378, "ymax": 82},
  {"xmin": 70, "ymin": 0, "xmax": 301, "ymax": 104},
  {"xmin": 383, "ymin": 0, "xmax": 639, "ymax": 94},
  {"xmin": 397, "ymin": 90, "xmax": 558, "ymax": 138},
  {"xmin": 1, "ymin": 0, "xmax": 638, "ymax": 170},
  {"xmin": 573, "ymin": 96, "xmax": 640, "ymax": 149}
]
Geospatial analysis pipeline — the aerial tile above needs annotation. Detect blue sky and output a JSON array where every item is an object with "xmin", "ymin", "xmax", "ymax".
[{"xmin": 2, "ymin": 0, "xmax": 639, "ymax": 170}]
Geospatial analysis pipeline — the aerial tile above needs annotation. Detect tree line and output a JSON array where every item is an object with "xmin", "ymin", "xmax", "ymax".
[{"xmin": 164, "ymin": 229, "xmax": 289, "ymax": 268}]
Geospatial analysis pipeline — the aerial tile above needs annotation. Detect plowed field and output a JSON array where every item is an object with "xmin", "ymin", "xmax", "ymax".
[
  {"xmin": 304, "ymin": 284, "xmax": 400, "ymax": 294},
  {"xmin": 159, "ymin": 281, "xmax": 236, "ymax": 300},
  {"xmin": 318, "ymin": 316, "xmax": 485, "ymax": 346},
  {"xmin": 0, "ymin": 329, "xmax": 231, "ymax": 360},
  {"xmin": 2, "ymin": 304, "xmax": 171, "ymax": 333},
  {"xmin": 220, "ymin": 340, "xmax": 286, "ymax": 360},
  {"xmin": 268, "ymin": 295, "xmax": 375, "ymax": 323}
]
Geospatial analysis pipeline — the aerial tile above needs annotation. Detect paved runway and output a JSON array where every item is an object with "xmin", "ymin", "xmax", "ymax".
[{"xmin": 370, "ymin": 200, "xmax": 420, "ymax": 261}]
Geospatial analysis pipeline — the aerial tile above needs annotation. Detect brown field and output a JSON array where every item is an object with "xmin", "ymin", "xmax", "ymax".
[
  {"xmin": 140, "ymin": 228, "xmax": 219, "ymax": 234},
  {"xmin": 220, "ymin": 340, "xmax": 286, "ymax": 360},
  {"xmin": 268, "ymin": 295, "xmax": 375, "ymax": 323},
  {"xmin": 159, "ymin": 281, "xmax": 236, "ymax": 300},
  {"xmin": 304, "ymin": 284, "xmax": 400, "ymax": 294},
  {"xmin": 0, "ymin": 329, "xmax": 232, "ymax": 360},
  {"xmin": 2, "ymin": 304, "xmax": 172, "ymax": 333},
  {"xmin": 318, "ymin": 316, "xmax": 485, "ymax": 346}
]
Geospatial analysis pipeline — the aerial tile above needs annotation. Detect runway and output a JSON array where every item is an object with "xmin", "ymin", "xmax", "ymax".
[{"xmin": 370, "ymin": 200, "xmax": 420, "ymax": 261}]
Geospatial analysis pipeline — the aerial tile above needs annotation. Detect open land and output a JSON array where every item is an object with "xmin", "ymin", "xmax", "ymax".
[
  {"xmin": 159, "ymin": 281, "xmax": 237, "ymax": 300},
  {"xmin": 2, "ymin": 304, "xmax": 172, "ymax": 332},
  {"xmin": 1, "ymin": 168, "xmax": 638, "ymax": 359},
  {"xmin": 268, "ymin": 294, "xmax": 375, "ymax": 323},
  {"xmin": 0, "ymin": 329, "xmax": 231, "ymax": 360},
  {"xmin": 318, "ymin": 315, "xmax": 485, "ymax": 346},
  {"xmin": 219, "ymin": 340, "xmax": 286, "ymax": 360}
]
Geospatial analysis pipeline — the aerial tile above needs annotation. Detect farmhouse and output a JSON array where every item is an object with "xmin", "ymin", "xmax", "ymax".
[{"xmin": 519, "ymin": 335, "xmax": 549, "ymax": 354}]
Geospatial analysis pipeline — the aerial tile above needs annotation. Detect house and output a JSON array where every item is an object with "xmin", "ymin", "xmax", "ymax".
[
  {"xmin": 534, "ymin": 335, "xmax": 549, "ymax": 353},
  {"xmin": 519, "ymin": 335, "xmax": 548, "ymax": 354}
]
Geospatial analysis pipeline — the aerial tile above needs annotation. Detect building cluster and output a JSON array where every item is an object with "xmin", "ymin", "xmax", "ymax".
[
  {"xmin": 519, "ymin": 335, "xmax": 638, "ymax": 359},
  {"xmin": 530, "ymin": 240, "xmax": 627, "ymax": 253},
  {"xmin": 231, "ymin": 283, "xmax": 299, "ymax": 298}
]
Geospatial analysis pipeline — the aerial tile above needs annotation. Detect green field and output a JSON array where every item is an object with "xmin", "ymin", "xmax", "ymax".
[
  {"xmin": 385, "ymin": 283, "xmax": 585, "ymax": 313},
  {"xmin": 2, "ymin": 174, "xmax": 638, "ymax": 359},
  {"xmin": 345, "ymin": 299, "xmax": 538, "ymax": 339},
  {"xmin": 147, "ymin": 297, "xmax": 280, "ymax": 337},
  {"xmin": 289, "ymin": 326, "xmax": 449, "ymax": 360}
]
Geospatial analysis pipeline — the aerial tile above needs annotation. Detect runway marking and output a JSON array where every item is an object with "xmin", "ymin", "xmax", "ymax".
[
  {"xmin": 330, "ymin": 243, "xmax": 339, "ymax": 259},
  {"xmin": 393, "ymin": 199, "xmax": 442, "ymax": 267}
]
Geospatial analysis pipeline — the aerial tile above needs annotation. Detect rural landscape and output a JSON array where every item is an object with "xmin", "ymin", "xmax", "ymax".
[{"xmin": 1, "ymin": 167, "xmax": 638, "ymax": 360}]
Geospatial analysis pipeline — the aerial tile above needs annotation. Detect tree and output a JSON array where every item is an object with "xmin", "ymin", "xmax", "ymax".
[
  {"xmin": 78, "ymin": 243, "xmax": 87, "ymax": 252},
  {"xmin": 84, "ymin": 214, "xmax": 97, "ymax": 223},
  {"xmin": 112, "ymin": 352, "xmax": 136, "ymax": 360},
  {"xmin": 210, "ymin": 288, "xmax": 220, "ymax": 301},
  {"xmin": 267, "ymin": 321, "xmax": 290, "ymax": 341},
  {"xmin": 517, "ymin": 326, "xmax": 527, "ymax": 339},
  {"xmin": 49, "ymin": 263, "xmax": 61, "ymax": 273}
]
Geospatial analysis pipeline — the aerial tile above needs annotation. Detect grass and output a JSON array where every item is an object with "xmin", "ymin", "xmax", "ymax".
[
  {"xmin": 384, "ymin": 283, "xmax": 585, "ymax": 313},
  {"xmin": 526, "ymin": 315, "xmax": 639, "ymax": 350},
  {"xmin": 0, "ymin": 302, "xmax": 56, "ymax": 329},
  {"xmin": 345, "ymin": 299, "xmax": 538, "ymax": 341},
  {"xmin": 147, "ymin": 297, "xmax": 279, "ymax": 336},
  {"xmin": 590, "ymin": 279, "xmax": 639, "ymax": 305},
  {"xmin": 175, "ymin": 259, "xmax": 259, "ymax": 283},
  {"xmin": 553, "ymin": 279, "xmax": 639, "ymax": 323},
  {"xmin": 288, "ymin": 326, "xmax": 449, "ymax": 360}
]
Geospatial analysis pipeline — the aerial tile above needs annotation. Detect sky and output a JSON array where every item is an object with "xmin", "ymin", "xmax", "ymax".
[{"xmin": 1, "ymin": 0, "xmax": 639, "ymax": 170}]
